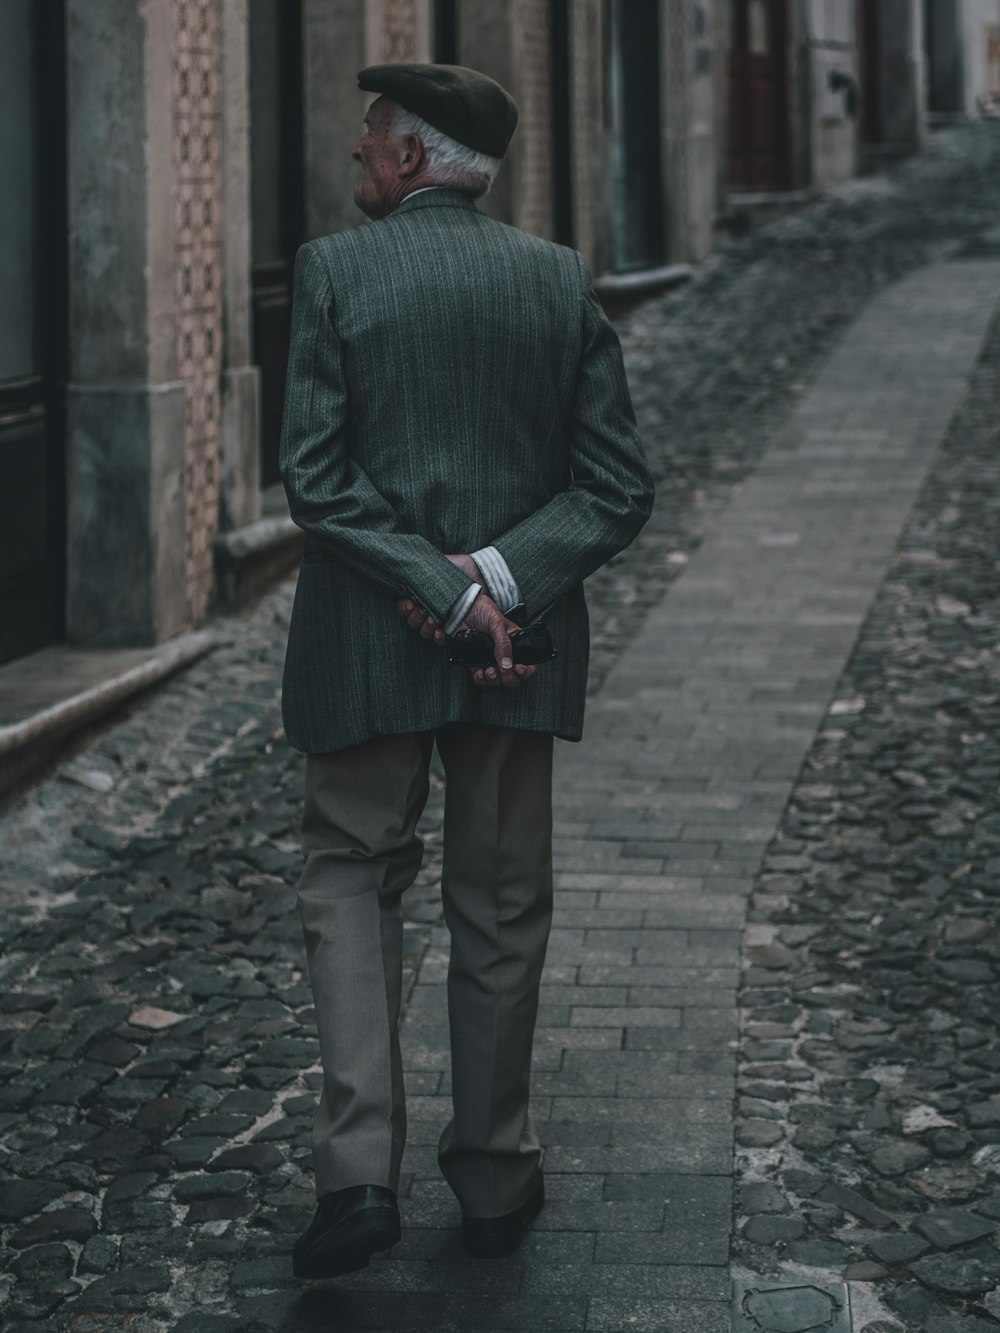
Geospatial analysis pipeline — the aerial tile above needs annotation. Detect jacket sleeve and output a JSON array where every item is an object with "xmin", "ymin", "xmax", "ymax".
[
  {"xmin": 279, "ymin": 242, "xmax": 473, "ymax": 624},
  {"xmin": 490, "ymin": 255, "xmax": 654, "ymax": 618}
]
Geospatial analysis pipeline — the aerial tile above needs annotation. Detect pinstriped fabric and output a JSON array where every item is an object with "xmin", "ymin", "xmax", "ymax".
[{"xmin": 280, "ymin": 189, "xmax": 653, "ymax": 754}]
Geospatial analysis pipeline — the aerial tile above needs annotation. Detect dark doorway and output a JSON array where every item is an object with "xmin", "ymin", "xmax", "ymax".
[
  {"xmin": 0, "ymin": 0, "xmax": 67, "ymax": 666},
  {"xmin": 250, "ymin": 0, "xmax": 304, "ymax": 489},
  {"xmin": 434, "ymin": 0, "xmax": 458, "ymax": 64},
  {"xmin": 924, "ymin": 0, "xmax": 964, "ymax": 114},
  {"xmin": 606, "ymin": 0, "xmax": 665, "ymax": 272},
  {"xmin": 728, "ymin": 0, "xmax": 791, "ymax": 191}
]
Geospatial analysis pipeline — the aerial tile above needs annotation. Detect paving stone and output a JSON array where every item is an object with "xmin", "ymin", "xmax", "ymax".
[
  {"xmin": 8, "ymin": 1208, "xmax": 97, "ymax": 1249},
  {"xmin": 0, "ymin": 1178, "xmax": 65, "ymax": 1222},
  {"xmin": 844, "ymin": 1260, "xmax": 888, "ymax": 1281},
  {"xmin": 208, "ymin": 1143, "xmax": 285, "ymax": 1176},
  {"xmin": 817, "ymin": 1183, "xmax": 894, "ymax": 1228},
  {"xmin": 173, "ymin": 1170, "xmax": 255, "ymax": 1202},
  {"xmin": 739, "ymin": 1181, "xmax": 790, "ymax": 1214},
  {"xmin": 784, "ymin": 1237, "xmax": 853, "ymax": 1268},
  {"xmin": 912, "ymin": 1208, "xmax": 997, "ymax": 1251},
  {"xmin": 6, "ymin": 1278, "xmax": 81, "ymax": 1321},
  {"xmin": 78, "ymin": 1127, "xmax": 150, "ymax": 1169},
  {"xmin": 909, "ymin": 1250, "xmax": 1000, "ymax": 1297},
  {"xmin": 867, "ymin": 1232, "xmax": 931, "ymax": 1265},
  {"xmin": 163, "ymin": 1136, "xmax": 227, "ymax": 1168},
  {"xmin": 736, "ymin": 1118, "xmax": 783, "ymax": 1147},
  {"xmin": 742, "ymin": 1215, "xmax": 805, "ymax": 1244},
  {"xmin": 105, "ymin": 1170, "xmax": 160, "ymax": 1204},
  {"xmin": 71, "ymin": 1264, "xmax": 171, "ymax": 1313},
  {"xmin": 9, "ymin": 1241, "xmax": 75, "ymax": 1282},
  {"xmin": 77, "ymin": 1234, "xmax": 120, "ymax": 1274},
  {"xmin": 871, "ymin": 1142, "xmax": 932, "ymax": 1177}
]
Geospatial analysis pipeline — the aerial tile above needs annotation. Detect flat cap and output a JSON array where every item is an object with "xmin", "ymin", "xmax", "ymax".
[{"xmin": 358, "ymin": 63, "xmax": 518, "ymax": 159}]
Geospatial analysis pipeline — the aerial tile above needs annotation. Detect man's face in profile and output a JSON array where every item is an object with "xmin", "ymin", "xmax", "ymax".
[{"xmin": 352, "ymin": 96, "xmax": 406, "ymax": 220}]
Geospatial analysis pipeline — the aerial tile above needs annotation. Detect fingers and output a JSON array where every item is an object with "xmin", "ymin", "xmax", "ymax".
[
  {"xmin": 469, "ymin": 661, "xmax": 537, "ymax": 689},
  {"xmin": 491, "ymin": 623, "xmax": 513, "ymax": 673},
  {"xmin": 396, "ymin": 599, "xmax": 449, "ymax": 647},
  {"xmin": 399, "ymin": 599, "xmax": 426, "ymax": 630}
]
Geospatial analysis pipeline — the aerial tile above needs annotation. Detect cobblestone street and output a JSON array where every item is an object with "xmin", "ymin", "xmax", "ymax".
[{"xmin": 2, "ymin": 123, "xmax": 1000, "ymax": 1331}]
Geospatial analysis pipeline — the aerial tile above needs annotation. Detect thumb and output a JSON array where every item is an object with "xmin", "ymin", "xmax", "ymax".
[{"xmin": 491, "ymin": 617, "xmax": 513, "ymax": 672}]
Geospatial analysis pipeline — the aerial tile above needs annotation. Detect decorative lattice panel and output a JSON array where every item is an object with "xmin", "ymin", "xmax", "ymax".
[
  {"xmin": 379, "ymin": 0, "xmax": 418, "ymax": 62},
  {"xmin": 172, "ymin": 0, "xmax": 224, "ymax": 626}
]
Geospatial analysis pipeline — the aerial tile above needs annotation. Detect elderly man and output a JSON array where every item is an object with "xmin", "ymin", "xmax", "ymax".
[{"xmin": 280, "ymin": 63, "xmax": 653, "ymax": 1280}]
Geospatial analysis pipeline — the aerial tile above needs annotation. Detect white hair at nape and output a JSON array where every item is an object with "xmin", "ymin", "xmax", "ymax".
[{"xmin": 390, "ymin": 105, "xmax": 502, "ymax": 198}]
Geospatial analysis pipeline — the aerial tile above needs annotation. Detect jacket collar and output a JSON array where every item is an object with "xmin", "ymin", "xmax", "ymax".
[{"xmin": 392, "ymin": 188, "xmax": 479, "ymax": 216}]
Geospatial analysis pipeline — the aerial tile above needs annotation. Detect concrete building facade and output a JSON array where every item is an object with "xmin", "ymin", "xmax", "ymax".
[{"xmin": 0, "ymin": 0, "xmax": 970, "ymax": 674}]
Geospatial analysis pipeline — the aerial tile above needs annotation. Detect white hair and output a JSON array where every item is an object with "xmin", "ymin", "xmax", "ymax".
[{"xmin": 390, "ymin": 105, "xmax": 502, "ymax": 198}]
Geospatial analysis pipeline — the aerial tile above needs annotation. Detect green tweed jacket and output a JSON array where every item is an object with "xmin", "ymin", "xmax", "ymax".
[{"xmin": 279, "ymin": 188, "xmax": 653, "ymax": 754}]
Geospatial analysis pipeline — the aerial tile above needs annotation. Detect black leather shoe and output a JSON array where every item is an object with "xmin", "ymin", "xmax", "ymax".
[
  {"xmin": 461, "ymin": 1174, "xmax": 545, "ymax": 1258},
  {"xmin": 292, "ymin": 1184, "xmax": 401, "ymax": 1279}
]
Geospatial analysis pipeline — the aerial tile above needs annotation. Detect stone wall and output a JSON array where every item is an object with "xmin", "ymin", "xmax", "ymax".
[
  {"xmin": 807, "ymin": 0, "xmax": 859, "ymax": 190},
  {"xmin": 364, "ymin": 0, "xmax": 431, "ymax": 64},
  {"xmin": 568, "ymin": 0, "xmax": 601, "ymax": 269},
  {"xmin": 511, "ymin": 0, "xmax": 556, "ymax": 239},
  {"xmin": 64, "ymin": 0, "xmax": 188, "ymax": 647},
  {"xmin": 172, "ymin": 0, "xmax": 224, "ymax": 625}
]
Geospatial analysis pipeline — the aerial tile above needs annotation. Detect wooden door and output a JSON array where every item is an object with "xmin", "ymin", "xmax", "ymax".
[
  {"xmin": 728, "ymin": 0, "xmax": 790, "ymax": 191},
  {"xmin": 0, "ymin": 0, "xmax": 66, "ymax": 666},
  {"xmin": 250, "ymin": 0, "xmax": 303, "ymax": 489}
]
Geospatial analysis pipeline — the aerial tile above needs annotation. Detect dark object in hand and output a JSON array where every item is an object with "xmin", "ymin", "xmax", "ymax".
[{"xmin": 448, "ymin": 623, "xmax": 556, "ymax": 668}]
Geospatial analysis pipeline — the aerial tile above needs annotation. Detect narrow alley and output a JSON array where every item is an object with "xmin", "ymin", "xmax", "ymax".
[{"xmin": 2, "ymin": 124, "xmax": 1000, "ymax": 1332}]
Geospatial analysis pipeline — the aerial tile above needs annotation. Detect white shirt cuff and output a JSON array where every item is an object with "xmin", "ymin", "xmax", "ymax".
[
  {"xmin": 444, "ymin": 582, "xmax": 482, "ymax": 635},
  {"xmin": 471, "ymin": 547, "xmax": 522, "ymax": 615}
]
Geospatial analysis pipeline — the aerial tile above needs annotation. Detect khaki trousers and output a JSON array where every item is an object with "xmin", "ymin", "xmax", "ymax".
[{"xmin": 298, "ymin": 723, "xmax": 554, "ymax": 1218}]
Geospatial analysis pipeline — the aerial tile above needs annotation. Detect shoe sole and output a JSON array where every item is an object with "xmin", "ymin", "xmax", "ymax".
[
  {"xmin": 461, "ymin": 1190, "xmax": 545, "ymax": 1259},
  {"xmin": 293, "ymin": 1215, "xmax": 401, "ymax": 1280}
]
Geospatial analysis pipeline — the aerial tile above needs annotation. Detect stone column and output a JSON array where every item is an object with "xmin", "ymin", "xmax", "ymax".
[
  {"xmin": 807, "ymin": 0, "xmax": 860, "ymax": 190},
  {"xmin": 64, "ymin": 0, "xmax": 188, "ymax": 645},
  {"xmin": 880, "ymin": 0, "xmax": 926, "ymax": 148},
  {"xmin": 219, "ymin": 0, "xmax": 260, "ymax": 532},
  {"xmin": 661, "ymin": 0, "xmax": 691, "ymax": 262},
  {"xmin": 661, "ymin": 0, "xmax": 725, "ymax": 264},
  {"xmin": 567, "ymin": 0, "xmax": 603, "ymax": 271},
  {"xmin": 510, "ymin": 0, "xmax": 557, "ymax": 239}
]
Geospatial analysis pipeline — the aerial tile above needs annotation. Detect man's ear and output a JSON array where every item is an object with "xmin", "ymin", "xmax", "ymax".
[{"xmin": 399, "ymin": 133, "xmax": 425, "ymax": 178}]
